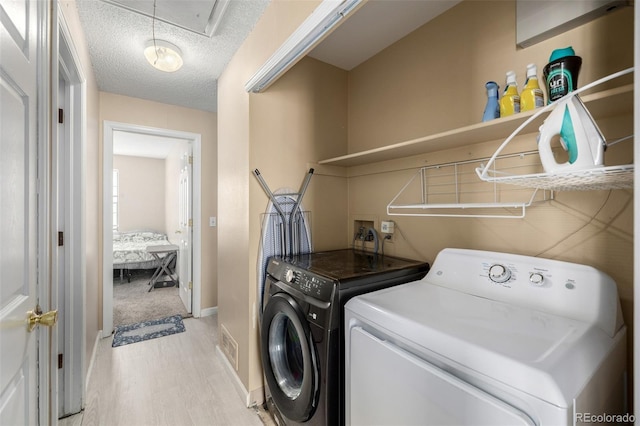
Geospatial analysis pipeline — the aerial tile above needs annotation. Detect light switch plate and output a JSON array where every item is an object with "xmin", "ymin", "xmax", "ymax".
[{"xmin": 209, "ymin": 217, "xmax": 217, "ymax": 227}]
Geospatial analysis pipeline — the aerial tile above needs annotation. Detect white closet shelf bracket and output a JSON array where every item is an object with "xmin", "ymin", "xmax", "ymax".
[{"xmin": 387, "ymin": 152, "xmax": 553, "ymax": 219}]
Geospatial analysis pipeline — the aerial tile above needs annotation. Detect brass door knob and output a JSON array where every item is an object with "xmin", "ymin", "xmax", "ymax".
[{"xmin": 27, "ymin": 308, "xmax": 58, "ymax": 332}]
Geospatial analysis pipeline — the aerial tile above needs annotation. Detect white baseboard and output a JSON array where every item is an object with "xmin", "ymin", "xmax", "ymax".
[
  {"xmin": 85, "ymin": 330, "xmax": 102, "ymax": 392},
  {"xmin": 216, "ymin": 345, "xmax": 264, "ymax": 408},
  {"xmin": 199, "ymin": 306, "xmax": 218, "ymax": 317},
  {"xmin": 249, "ymin": 385, "xmax": 265, "ymax": 408}
]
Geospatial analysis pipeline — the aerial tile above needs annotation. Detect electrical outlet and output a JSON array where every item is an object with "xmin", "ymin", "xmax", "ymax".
[{"xmin": 381, "ymin": 220, "xmax": 395, "ymax": 234}]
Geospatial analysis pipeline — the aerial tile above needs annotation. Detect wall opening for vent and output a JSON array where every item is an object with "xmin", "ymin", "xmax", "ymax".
[{"xmin": 220, "ymin": 323, "xmax": 239, "ymax": 370}]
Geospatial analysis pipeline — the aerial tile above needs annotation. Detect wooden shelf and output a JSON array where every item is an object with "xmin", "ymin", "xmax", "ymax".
[{"xmin": 318, "ymin": 84, "xmax": 633, "ymax": 167}]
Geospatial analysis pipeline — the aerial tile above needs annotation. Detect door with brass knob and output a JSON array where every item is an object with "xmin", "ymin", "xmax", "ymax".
[
  {"xmin": 27, "ymin": 306, "xmax": 59, "ymax": 332},
  {"xmin": 0, "ymin": 0, "xmax": 47, "ymax": 423}
]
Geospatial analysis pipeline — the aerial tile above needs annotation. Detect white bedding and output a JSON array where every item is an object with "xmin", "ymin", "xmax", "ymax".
[{"xmin": 113, "ymin": 230, "xmax": 172, "ymax": 270}]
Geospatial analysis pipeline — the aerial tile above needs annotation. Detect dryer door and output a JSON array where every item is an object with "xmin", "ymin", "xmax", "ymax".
[{"xmin": 261, "ymin": 291, "xmax": 319, "ymax": 422}]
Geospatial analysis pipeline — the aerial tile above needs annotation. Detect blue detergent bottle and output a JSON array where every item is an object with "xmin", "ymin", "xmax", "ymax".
[{"xmin": 482, "ymin": 81, "xmax": 500, "ymax": 122}]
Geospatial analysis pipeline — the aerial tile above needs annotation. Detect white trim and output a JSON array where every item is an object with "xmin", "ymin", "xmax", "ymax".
[
  {"xmin": 85, "ymin": 331, "xmax": 102, "ymax": 391},
  {"xmin": 102, "ymin": 121, "xmax": 202, "ymax": 335},
  {"xmin": 244, "ymin": 0, "xmax": 362, "ymax": 93},
  {"xmin": 102, "ymin": 124, "xmax": 114, "ymax": 337},
  {"xmin": 199, "ymin": 306, "xmax": 218, "ymax": 317},
  {"xmin": 192, "ymin": 137, "xmax": 202, "ymax": 318},
  {"xmin": 37, "ymin": 0, "xmax": 52, "ymax": 423},
  {"xmin": 216, "ymin": 346, "xmax": 263, "ymax": 408},
  {"xmin": 56, "ymin": 7, "xmax": 87, "ymax": 417}
]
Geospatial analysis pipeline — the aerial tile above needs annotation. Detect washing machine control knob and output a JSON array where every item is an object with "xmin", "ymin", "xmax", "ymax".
[
  {"xmin": 488, "ymin": 264, "xmax": 511, "ymax": 283},
  {"xmin": 284, "ymin": 269, "xmax": 296, "ymax": 283},
  {"xmin": 529, "ymin": 273, "xmax": 544, "ymax": 286}
]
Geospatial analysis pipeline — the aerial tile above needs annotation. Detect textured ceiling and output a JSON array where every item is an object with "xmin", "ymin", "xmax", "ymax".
[
  {"xmin": 76, "ymin": 0, "xmax": 270, "ymax": 112},
  {"xmin": 76, "ymin": 0, "xmax": 460, "ymax": 114}
]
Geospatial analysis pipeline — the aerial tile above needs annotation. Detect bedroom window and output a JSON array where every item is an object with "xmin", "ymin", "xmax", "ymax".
[{"xmin": 113, "ymin": 169, "xmax": 119, "ymax": 231}]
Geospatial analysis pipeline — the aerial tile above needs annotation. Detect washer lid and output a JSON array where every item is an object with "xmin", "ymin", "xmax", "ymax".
[{"xmin": 346, "ymin": 280, "xmax": 623, "ymax": 408}]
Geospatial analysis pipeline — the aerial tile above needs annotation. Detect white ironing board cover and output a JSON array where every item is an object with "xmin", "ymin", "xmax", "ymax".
[{"xmin": 256, "ymin": 189, "xmax": 312, "ymax": 315}]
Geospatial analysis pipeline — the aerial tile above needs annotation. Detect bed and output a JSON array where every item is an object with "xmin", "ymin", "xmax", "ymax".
[{"xmin": 113, "ymin": 230, "xmax": 174, "ymax": 281}]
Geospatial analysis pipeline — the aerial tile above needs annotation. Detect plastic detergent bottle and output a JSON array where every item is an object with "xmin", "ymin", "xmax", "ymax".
[
  {"xmin": 482, "ymin": 81, "xmax": 500, "ymax": 122},
  {"xmin": 499, "ymin": 71, "xmax": 520, "ymax": 117},
  {"xmin": 520, "ymin": 64, "xmax": 544, "ymax": 111},
  {"xmin": 543, "ymin": 46, "xmax": 582, "ymax": 103}
]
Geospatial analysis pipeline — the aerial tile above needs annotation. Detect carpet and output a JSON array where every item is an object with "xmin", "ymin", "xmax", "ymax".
[
  {"xmin": 112, "ymin": 314, "xmax": 185, "ymax": 347},
  {"xmin": 113, "ymin": 269, "xmax": 190, "ymax": 327}
]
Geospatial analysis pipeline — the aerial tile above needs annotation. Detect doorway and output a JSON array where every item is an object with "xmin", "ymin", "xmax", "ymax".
[{"xmin": 102, "ymin": 122, "xmax": 202, "ymax": 336}]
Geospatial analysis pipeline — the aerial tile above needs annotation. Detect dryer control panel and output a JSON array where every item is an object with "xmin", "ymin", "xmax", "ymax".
[
  {"xmin": 267, "ymin": 259, "xmax": 334, "ymax": 303},
  {"xmin": 424, "ymin": 248, "xmax": 623, "ymax": 337}
]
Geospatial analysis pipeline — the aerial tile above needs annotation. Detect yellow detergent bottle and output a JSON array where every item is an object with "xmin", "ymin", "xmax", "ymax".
[
  {"xmin": 520, "ymin": 63, "xmax": 544, "ymax": 111},
  {"xmin": 500, "ymin": 71, "xmax": 520, "ymax": 117}
]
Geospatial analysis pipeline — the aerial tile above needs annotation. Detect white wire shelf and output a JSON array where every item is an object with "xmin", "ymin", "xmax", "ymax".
[
  {"xmin": 387, "ymin": 152, "xmax": 552, "ymax": 219},
  {"xmin": 475, "ymin": 68, "xmax": 635, "ymax": 193},
  {"xmin": 386, "ymin": 68, "xmax": 634, "ymax": 219},
  {"xmin": 477, "ymin": 164, "xmax": 634, "ymax": 192}
]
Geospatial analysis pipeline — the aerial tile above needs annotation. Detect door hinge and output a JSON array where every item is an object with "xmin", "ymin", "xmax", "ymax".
[
  {"xmin": 188, "ymin": 155, "xmax": 193, "ymax": 165},
  {"xmin": 58, "ymin": 108, "xmax": 64, "ymax": 124},
  {"xmin": 58, "ymin": 353, "xmax": 63, "ymax": 369},
  {"xmin": 58, "ymin": 231, "xmax": 64, "ymax": 246},
  {"xmin": 188, "ymin": 281, "xmax": 193, "ymax": 290},
  {"xmin": 188, "ymin": 219, "xmax": 193, "ymax": 227}
]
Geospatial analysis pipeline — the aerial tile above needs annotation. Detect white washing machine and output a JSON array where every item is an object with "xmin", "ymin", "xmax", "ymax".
[{"xmin": 344, "ymin": 248, "xmax": 627, "ymax": 426}]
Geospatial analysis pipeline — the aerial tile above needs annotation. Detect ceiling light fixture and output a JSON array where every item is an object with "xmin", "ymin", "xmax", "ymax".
[
  {"xmin": 244, "ymin": 0, "xmax": 362, "ymax": 93},
  {"xmin": 145, "ymin": 0, "xmax": 183, "ymax": 73},
  {"xmin": 144, "ymin": 39, "xmax": 183, "ymax": 72}
]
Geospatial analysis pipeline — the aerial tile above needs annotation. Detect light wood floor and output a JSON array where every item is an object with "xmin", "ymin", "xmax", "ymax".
[{"xmin": 60, "ymin": 314, "xmax": 267, "ymax": 426}]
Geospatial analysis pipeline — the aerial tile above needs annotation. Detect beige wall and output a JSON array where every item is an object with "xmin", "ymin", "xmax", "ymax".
[
  {"xmin": 347, "ymin": 0, "xmax": 634, "ymax": 153},
  {"xmin": 346, "ymin": 0, "xmax": 635, "ymax": 402},
  {"xmin": 113, "ymin": 155, "xmax": 166, "ymax": 233},
  {"xmin": 221, "ymin": 0, "xmax": 635, "ymax": 408},
  {"xmin": 100, "ymin": 93, "xmax": 219, "ymax": 314},
  {"xmin": 219, "ymin": 0, "xmax": 351, "ymax": 403},
  {"xmin": 58, "ymin": 0, "xmax": 101, "ymax": 380}
]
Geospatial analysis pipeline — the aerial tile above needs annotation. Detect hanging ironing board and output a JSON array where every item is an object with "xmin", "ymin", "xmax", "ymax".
[{"xmin": 254, "ymin": 169, "xmax": 314, "ymax": 316}]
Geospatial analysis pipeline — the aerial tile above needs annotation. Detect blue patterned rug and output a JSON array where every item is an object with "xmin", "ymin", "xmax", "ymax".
[{"xmin": 112, "ymin": 314, "xmax": 185, "ymax": 347}]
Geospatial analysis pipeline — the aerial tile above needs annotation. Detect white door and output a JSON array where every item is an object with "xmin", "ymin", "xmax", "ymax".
[
  {"xmin": 0, "ymin": 0, "xmax": 49, "ymax": 424},
  {"xmin": 178, "ymin": 150, "xmax": 192, "ymax": 312}
]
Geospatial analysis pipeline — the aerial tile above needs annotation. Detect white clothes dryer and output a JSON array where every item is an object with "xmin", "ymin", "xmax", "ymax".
[{"xmin": 344, "ymin": 248, "xmax": 627, "ymax": 426}]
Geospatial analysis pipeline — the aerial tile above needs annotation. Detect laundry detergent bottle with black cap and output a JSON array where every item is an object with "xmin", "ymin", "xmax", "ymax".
[{"xmin": 543, "ymin": 46, "xmax": 582, "ymax": 103}]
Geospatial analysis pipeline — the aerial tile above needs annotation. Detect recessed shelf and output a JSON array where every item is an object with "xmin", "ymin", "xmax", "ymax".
[{"xmin": 318, "ymin": 84, "xmax": 633, "ymax": 167}]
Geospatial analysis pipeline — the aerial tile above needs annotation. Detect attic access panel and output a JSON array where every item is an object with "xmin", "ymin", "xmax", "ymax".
[{"xmin": 101, "ymin": 0, "xmax": 230, "ymax": 37}]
